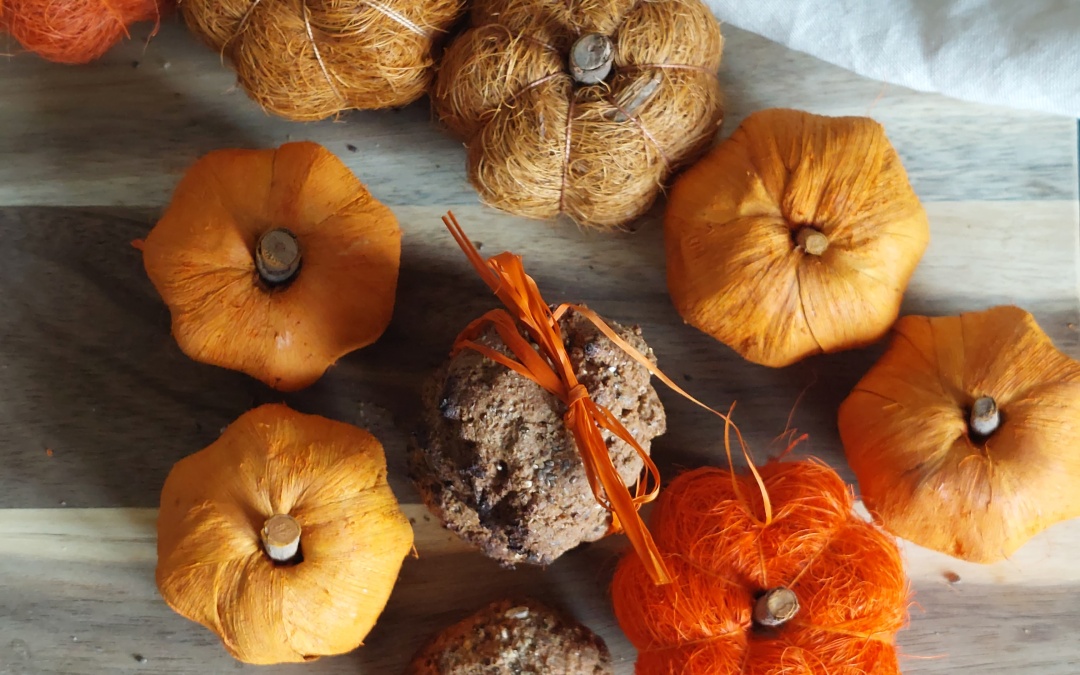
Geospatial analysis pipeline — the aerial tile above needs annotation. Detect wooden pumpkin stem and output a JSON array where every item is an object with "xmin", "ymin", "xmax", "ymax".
[
  {"xmin": 796, "ymin": 228, "xmax": 829, "ymax": 256},
  {"xmin": 753, "ymin": 587, "xmax": 799, "ymax": 628},
  {"xmin": 256, "ymin": 229, "xmax": 302, "ymax": 285},
  {"xmin": 969, "ymin": 396, "xmax": 1001, "ymax": 437},
  {"xmin": 261, "ymin": 514, "xmax": 301, "ymax": 563},
  {"xmin": 569, "ymin": 33, "xmax": 614, "ymax": 85}
]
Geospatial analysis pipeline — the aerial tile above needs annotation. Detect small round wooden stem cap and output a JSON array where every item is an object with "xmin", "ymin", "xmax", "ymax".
[
  {"xmin": 569, "ymin": 33, "xmax": 614, "ymax": 85},
  {"xmin": 754, "ymin": 587, "xmax": 800, "ymax": 628},
  {"xmin": 970, "ymin": 395, "xmax": 1001, "ymax": 437},
  {"xmin": 796, "ymin": 227, "xmax": 829, "ymax": 256},
  {"xmin": 261, "ymin": 514, "xmax": 301, "ymax": 562},
  {"xmin": 256, "ymin": 228, "xmax": 301, "ymax": 284}
]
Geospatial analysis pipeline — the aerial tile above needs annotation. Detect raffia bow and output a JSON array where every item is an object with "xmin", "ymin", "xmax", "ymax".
[{"xmin": 443, "ymin": 211, "xmax": 764, "ymax": 585}]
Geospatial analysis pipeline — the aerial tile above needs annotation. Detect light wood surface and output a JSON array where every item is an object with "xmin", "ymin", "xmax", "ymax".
[{"xmin": 1, "ymin": 15, "xmax": 1079, "ymax": 675}]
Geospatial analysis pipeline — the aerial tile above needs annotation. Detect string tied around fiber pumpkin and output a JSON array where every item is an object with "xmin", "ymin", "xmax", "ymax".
[
  {"xmin": 178, "ymin": 0, "xmax": 463, "ymax": 122},
  {"xmin": 442, "ymin": 211, "xmax": 758, "ymax": 585},
  {"xmin": 431, "ymin": 0, "xmax": 725, "ymax": 230}
]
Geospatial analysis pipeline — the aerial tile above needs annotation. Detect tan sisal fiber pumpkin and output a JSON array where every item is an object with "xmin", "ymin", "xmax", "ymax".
[
  {"xmin": 156, "ymin": 403, "xmax": 414, "ymax": 664},
  {"xmin": 666, "ymin": 108, "xmax": 930, "ymax": 367},
  {"xmin": 181, "ymin": 0, "xmax": 465, "ymax": 121},
  {"xmin": 839, "ymin": 305, "xmax": 1080, "ymax": 563},
  {"xmin": 139, "ymin": 141, "xmax": 401, "ymax": 392},
  {"xmin": 432, "ymin": 0, "xmax": 724, "ymax": 230}
]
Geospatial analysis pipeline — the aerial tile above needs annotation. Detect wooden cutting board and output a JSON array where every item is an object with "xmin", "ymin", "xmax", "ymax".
[{"xmin": 1, "ymin": 17, "xmax": 1078, "ymax": 675}]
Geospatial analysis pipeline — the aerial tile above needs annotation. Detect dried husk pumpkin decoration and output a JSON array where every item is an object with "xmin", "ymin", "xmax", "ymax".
[
  {"xmin": 0, "ymin": 0, "xmax": 172, "ymax": 65},
  {"xmin": 138, "ymin": 141, "xmax": 401, "ymax": 392},
  {"xmin": 155, "ymin": 403, "xmax": 414, "ymax": 664},
  {"xmin": 611, "ymin": 426, "xmax": 910, "ymax": 673},
  {"xmin": 432, "ymin": 0, "xmax": 724, "ymax": 229},
  {"xmin": 665, "ymin": 108, "xmax": 930, "ymax": 367},
  {"xmin": 838, "ymin": 304, "xmax": 1080, "ymax": 563},
  {"xmin": 180, "ymin": 0, "xmax": 465, "ymax": 121}
]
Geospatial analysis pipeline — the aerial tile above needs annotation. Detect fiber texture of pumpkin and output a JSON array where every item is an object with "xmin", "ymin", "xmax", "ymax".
[
  {"xmin": 432, "ymin": 0, "xmax": 724, "ymax": 229},
  {"xmin": 155, "ymin": 403, "xmax": 414, "ymax": 664},
  {"xmin": 406, "ymin": 597, "xmax": 614, "ymax": 674},
  {"xmin": 611, "ymin": 456, "xmax": 910, "ymax": 673},
  {"xmin": 838, "ymin": 304, "xmax": 1080, "ymax": 564},
  {"xmin": 180, "ymin": 0, "xmax": 464, "ymax": 122},
  {"xmin": 139, "ymin": 141, "xmax": 401, "ymax": 392},
  {"xmin": 665, "ymin": 108, "xmax": 930, "ymax": 368},
  {"xmin": 0, "ymin": 0, "xmax": 171, "ymax": 64}
]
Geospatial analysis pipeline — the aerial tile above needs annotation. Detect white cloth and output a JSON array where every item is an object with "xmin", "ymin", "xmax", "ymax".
[{"xmin": 706, "ymin": 0, "xmax": 1080, "ymax": 119}]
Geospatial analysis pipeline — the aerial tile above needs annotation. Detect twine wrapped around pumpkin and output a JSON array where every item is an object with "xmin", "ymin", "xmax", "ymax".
[
  {"xmin": 181, "ymin": 0, "xmax": 465, "ymax": 121},
  {"xmin": 432, "ymin": 0, "xmax": 724, "ymax": 230},
  {"xmin": 1, "ymin": 0, "xmax": 172, "ymax": 64}
]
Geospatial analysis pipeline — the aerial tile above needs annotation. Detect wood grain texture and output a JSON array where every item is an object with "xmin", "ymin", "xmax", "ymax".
[
  {"xmin": 0, "ymin": 14, "xmax": 1078, "ymax": 675},
  {"xmin": 4, "ymin": 507, "xmax": 1080, "ymax": 674}
]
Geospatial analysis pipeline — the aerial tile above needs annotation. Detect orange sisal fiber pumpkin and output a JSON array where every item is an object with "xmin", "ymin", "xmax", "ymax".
[
  {"xmin": 432, "ymin": 0, "xmax": 724, "ymax": 230},
  {"xmin": 838, "ymin": 305, "xmax": 1080, "ymax": 563},
  {"xmin": 611, "ymin": 456, "xmax": 910, "ymax": 674},
  {"xmin": 155, "ymin": 403, "xmax": 414, "ymax": 664},
  {"xmin": 1, "ymin": 0, "xmax": 172, "ymax": 64},
  {"xmin": 665, "ymin": 108, "xmax": 930, "ymax": 367},
  {"xmin": 139, "ymin": 141, "xmax": 401, "ymax": 392},
  {"xmin": 180, "ymin": 0, "xmax": 465, "ymax": 121}
]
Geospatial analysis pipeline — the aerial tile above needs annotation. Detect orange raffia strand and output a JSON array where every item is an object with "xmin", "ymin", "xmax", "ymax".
[{"xmin": 442, "ymin": 212, "xmax": 776, "ymax": 584}]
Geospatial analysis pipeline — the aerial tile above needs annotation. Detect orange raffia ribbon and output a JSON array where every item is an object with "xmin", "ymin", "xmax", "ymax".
[{"xmin": 442, "ymin": 211, "xmax": 775, "ymax": 586}]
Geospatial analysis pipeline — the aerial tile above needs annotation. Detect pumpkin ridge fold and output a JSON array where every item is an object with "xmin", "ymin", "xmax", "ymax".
[
  {"xmin": 665, "ymin": 108, "xmax": 929, "ymax": 367},
  {"xmin": 840, "ymin": 304, "xmax": 1080, "ymax": 563}
]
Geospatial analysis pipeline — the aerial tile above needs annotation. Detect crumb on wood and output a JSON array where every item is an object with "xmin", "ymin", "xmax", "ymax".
[
  {"xmin": 45, "ymin": 448, "xmax": 53, "ymax": 457},
  {"xmin": 133, "ymin": 654, "xmax": 147, "ymax": 663},
  {"xmin": 943, "ymin": 570, "xmax": 961, "ymax": 584},
  {"xmin": 347, "ymin": 144, "xmax": 358, "ymax": 152}
]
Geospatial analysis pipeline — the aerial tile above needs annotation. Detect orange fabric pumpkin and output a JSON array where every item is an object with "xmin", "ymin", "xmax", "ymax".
[
  {"xmin": 838, "ymin": 305, "xmax": 1080, "ymax": 563},
  {"xmin": 665, "ymin": 108, "xmax": 930, "ymax": 367},
  {"xmin": 611, "ymin": 459, "xmax": 909, "ymax": 673},
  {"xmin": 155, "ymin": 403, "xmax": 414, "ymax": 664},
  {"xmin": 140, "ymin": 141, "xmax": 401, "ymax": 391},
  {"xmin": 432, "ymin": 0, "xmax": 724, "ymax": 229}
]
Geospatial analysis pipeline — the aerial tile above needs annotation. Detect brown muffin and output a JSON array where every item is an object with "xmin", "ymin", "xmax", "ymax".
[
  {"xmin": 406, "ymin": 597, "xmax": 614, "ymax": 675},
  {"xmin": 409, "ymin": 307, "xmax": 667, "ymax": 567}
]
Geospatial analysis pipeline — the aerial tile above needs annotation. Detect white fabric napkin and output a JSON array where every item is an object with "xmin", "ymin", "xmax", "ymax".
[{"xmin": 705, "ymin": 0, "xmax": 1080, "ymax": 119}]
